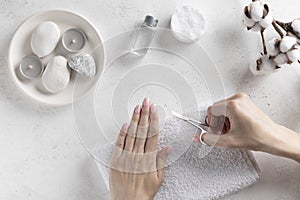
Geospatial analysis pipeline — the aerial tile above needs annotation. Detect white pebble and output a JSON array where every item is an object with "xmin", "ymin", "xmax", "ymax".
[
  {"xmin": 42, "ymin": 56, "xmax": 70, "ymax": 93},
  {"xmin": 31, "ymin": 21, "xmax": 60, "ymax": 57},
  {"xmin": 267, "ymin": 38, "xmax": 280, "ymax": 56},
  {"xmin": 292, "ymin": 19, "xmax": 300, "ymax": 37},
  {"xmin": 250, "ymin": 1, "xmax": 264, "ymax": 22},
  {"xmin": 273, "ymin": 53, "xmax": 289, "ymax": 65},
  {"xmin": 287, "ymin": 48, "xmax": 300, "ymax": 62},
  {"xmin": 170, "ymin": 5, "xmax": 206, "ymax": 43},
  {"xmin": 280, "ymin": 36, "xmax": 297, "ymax": 53}
]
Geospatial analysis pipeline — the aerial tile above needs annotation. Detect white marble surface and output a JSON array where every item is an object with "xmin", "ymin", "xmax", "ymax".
[{"xmin": 1, "ymin": 0, "xmax": 300, "ymax": 199}]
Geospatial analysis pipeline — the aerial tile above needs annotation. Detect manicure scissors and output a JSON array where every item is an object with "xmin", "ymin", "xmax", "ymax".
[{"xmin": 170, "ymin": 111, "xmax": 209, "ymax": 145}]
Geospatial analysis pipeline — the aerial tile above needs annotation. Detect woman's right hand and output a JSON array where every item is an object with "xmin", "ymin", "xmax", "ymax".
[{"xmin": 194, "ymin": 93, "xmax": 300, "ymax": 162}]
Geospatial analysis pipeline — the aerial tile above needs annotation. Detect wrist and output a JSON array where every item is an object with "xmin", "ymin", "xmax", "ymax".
[
  {"xmin": 261, "ymin": 123, "xmax": 300, "ymax": 162},
  {"xmin": 112, "ymin": 193, "xmax": 153, "ymax": 200}
]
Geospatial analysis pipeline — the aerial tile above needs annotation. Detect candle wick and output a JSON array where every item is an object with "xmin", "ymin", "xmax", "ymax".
[
  {"xmin": 71, "ymin": 39, "xmax": 76, "ymax": 44},
  {"xmin": 28, "ymin": 65, "xmax": 33, "ymax": 69}
]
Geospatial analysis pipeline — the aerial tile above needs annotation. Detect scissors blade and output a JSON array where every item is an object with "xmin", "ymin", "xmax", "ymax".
[
  {"xmin": 170, "ymin": 111, "xmax": 209, "ymax": 131},
  {"xmin": 170, "ymin": 111, "xmax": 190, "ymax": 121}
]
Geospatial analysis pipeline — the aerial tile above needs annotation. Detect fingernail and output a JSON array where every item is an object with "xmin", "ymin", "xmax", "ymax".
[
  {"xmin": 134, "ymin": 105, "xmax": 141, "ymax": 114},
  {"xmin": 166, "ymin": 146, "xmax": 172, "ymax": 153},
  {"xmin": 150, "ymin": 104, "xmax": 156, "ymax": 113},
  {"xmin": 193, "ymin": 137, "xmax": 200, "ymax": 142},
  {"xmin": 143, "ymin": 98, "xmax": 150, "ymax": 107},
  {"xmin": 121, "ymin": 123, "xmax": 128, "ymax": 131}
]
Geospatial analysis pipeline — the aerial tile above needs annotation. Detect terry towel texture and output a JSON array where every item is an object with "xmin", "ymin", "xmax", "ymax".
[{"xmin": 93, "ymin": 104, "xmax": 261, "ymax": 200}]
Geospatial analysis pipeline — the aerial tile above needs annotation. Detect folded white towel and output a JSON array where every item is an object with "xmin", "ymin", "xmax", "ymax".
[{"xmin": 93, "ymin": 103, "xmax": 261, "ymax": 200}]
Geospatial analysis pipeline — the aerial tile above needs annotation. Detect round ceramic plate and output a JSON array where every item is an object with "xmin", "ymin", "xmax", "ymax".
[{"xmin": 8, "ymin": 10, "xmax": 105, "ymax": 106}]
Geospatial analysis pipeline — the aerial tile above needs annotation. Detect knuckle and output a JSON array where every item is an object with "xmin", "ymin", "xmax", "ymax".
[
  {"xmin": 227, "ymin": 100, "xmax": 239, "ymax": 111},
  {"xmin": 131, "ymin": 114, "xmax": 140, "ymax": 122},
  {"xmin": 141, "ymin": 107, "xmax": 150, "ymax": 115},
  {"xmin": 207, "ymin": 106, "xmax": 212, "ymax": 113},
  {"xmin": 127, "ymin": 123, "xmax": 137, "ymax": 136},
  {"xmin": 127, "ymin": 130, "xmax": 136, "ymax": 137},
  {"xmin": 119, "ymin": 131, "xmax": 126, "ymax": 137},
  {"xmin": 135, "ymin": 138, "xmax": 145, "ymax": 147},
  {"xmin": 149, "ymin": 125, "xmax": 159, "ymax": 135},
  {"xmin": 136, "ymin": 125, "xmax": 148, "ymax": 136},
  {"xmin": 126, "ymin": 135, "xmax": 135, "ymax": 142},
  {"xmin": 235, "ymin": 92, "xmax": 249, "ymax": 99}
]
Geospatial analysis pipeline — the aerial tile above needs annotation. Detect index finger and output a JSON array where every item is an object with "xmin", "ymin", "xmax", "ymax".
[{"xmin": 207, "ymin": 102, "xmax": 228, "ymax": 118}]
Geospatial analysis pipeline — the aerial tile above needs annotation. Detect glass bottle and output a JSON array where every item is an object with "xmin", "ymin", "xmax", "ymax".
[{"xmin": 129, "ymin": 15, "xmax": 158, "ymax": 57}]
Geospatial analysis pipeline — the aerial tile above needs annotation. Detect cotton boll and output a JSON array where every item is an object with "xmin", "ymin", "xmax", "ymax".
[
  {"xmin": 250, "ymin": 55, "xmax": 277, "ymax": 75},
  {"xmin": 243, "ymin": 2, "xmax": 271, "ymax": 31},
  {"xmin": 279, "ymin": 36, "xmax": 297, "ymax": 53},
  {"xmin": 259, "ymin": 12, "xmax": 273, "ymax": 28},
  {"xmin": 31, "ymin": 21, "xmax": 60, "ymax": 57},
  {"xmin": 259, "ymin": 56, "xmax": 277, "ymax": 74},
  {"xmin": 250, "ymin": 23, "xmax": 262, "ymax": 32},
  {"xmin": 273, "ymin": 53, "xmax": 289, "ymax": 65},
  {"xmin": 250, "ymin": 1, "xmax": 264, "ymax": 22},
  {"xmin": 42, "ymin": 56, "xmax": 70, "ymax": 93},
  {"xmin": 249, "ymin": 61, "xmax": 261, "ymax": 76},
  {"xmin": 292, "ymin": 19, "xmax": 300, "ymax": 37},
  {"xmin": 287, "ymin": 48, "xmax": 300, "ymax": 63},
  {"xmin": 267, "ymin": 38, "xmax": 280, "ymax": 56},
  {"xmin": 243, "ymin": 14, "xmax": 255, "ymax": 28}
]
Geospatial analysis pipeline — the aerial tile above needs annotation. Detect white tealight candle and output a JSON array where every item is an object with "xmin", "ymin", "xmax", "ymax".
[
  {"xmin": 62, "ymin": 28, "xmax": 86, "ymax": 52},
  {"xmin": 19, "ymin": 55, "xmax": 44, "ymax": 79}
]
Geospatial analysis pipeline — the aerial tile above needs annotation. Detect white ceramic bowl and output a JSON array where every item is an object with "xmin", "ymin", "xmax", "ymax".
[{"xmin": 8, "ymin": 9, "xmax": 105, "ymax": 106}]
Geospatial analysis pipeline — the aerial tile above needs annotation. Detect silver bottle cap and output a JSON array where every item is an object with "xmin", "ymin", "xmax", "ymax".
[{"xmin": 144, "ymin": 15, "xmax": 158, "ymax": 27}]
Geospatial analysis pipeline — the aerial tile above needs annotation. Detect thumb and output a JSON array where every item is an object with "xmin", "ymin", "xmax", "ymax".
[
  {"xmin": 194, "ymin": 131, "xmax": 229, "ymax": 147},
  {"xmin": 156, "ymin": 146, "xmax": 172, "ymax": 179}
]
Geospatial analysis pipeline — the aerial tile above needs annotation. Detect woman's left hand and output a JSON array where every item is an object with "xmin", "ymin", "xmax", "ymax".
[{"xmin": 109, "ymin": 98, "xmax": 171, "ymax": 200}]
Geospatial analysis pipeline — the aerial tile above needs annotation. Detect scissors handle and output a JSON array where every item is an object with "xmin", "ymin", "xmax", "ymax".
[
  {"xmin": 187, "ymin": 120, "xmax": 208, "ymax": 133},
  {"xmin": 188, "ymin": 120, "xmax": 209, "ymax": 146}
]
